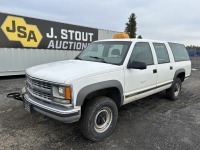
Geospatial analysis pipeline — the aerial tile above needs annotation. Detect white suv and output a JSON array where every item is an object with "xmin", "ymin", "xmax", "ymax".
[{"xmin": 23, "ymin": 39, "xmax": 191, "ymax": 141}]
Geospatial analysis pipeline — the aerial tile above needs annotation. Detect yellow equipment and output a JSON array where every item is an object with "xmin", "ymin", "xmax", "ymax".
[{"xmin": 113, "ymin": 33, "xmax": 130, "ymax": 39}]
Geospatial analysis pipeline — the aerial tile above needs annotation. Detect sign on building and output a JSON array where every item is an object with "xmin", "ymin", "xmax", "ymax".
[{"xmin": 0, "ymin": 12, "xmax": 98, "ymax": 50}]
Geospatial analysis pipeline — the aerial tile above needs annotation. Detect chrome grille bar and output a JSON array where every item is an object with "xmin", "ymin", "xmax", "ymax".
[{"xmin": 26, "ymin": 76, "xmax": 52, "ymax": 101}]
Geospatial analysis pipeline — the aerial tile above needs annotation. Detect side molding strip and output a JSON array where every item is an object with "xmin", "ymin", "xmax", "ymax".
[{"xmin": 125, "ymin": 81, "xmax": 172, "ymax": 98}]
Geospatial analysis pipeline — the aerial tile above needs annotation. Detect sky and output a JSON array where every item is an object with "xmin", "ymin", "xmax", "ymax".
[{"xmin": 0, "ymin": 0, "xmax": 199, "ymax": 46}]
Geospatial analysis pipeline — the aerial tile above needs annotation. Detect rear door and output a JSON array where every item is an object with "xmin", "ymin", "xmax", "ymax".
[{"xmin": 151, "ymin": 42, "xmax": 174, "ymax": 92}]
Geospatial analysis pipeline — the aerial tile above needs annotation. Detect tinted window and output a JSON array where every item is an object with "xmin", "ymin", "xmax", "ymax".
[
  {"xmin": 153, "ymin": 43, "xmax": 170, "ymax": 64},
  {"xmin": 129, "ymin": 42, "xmax": 154, "ymax": 65},
  {"xmin": 77, "ymin": 41, "xmax": 131, "ymax": 65},
  {"xmin": 169, "ymin": 43, "xmax": 189, "ymax": 62}
]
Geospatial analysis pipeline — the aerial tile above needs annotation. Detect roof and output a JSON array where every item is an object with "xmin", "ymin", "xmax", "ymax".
[
  {"xmin": 95, "ymin": 38, "xmax": 169, "ymax": 43},
  {"xmin": 95, "ymin": 38, "xmax": 184, "ymax": 45}
]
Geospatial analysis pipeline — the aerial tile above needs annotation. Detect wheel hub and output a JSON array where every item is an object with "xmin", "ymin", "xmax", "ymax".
[
  {"xmin": 94, "ymin": 107, "xmax": 113, "ymax": 133},
  {"xmin": 97, "ymin": 112, "xmax": 107, "ymax": 125},
  {"xmin": 174, "ymin": 82, "xmax": 180, "ymax": 97}
]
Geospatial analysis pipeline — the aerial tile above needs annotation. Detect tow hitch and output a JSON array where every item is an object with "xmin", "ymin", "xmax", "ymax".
[
  {"xmin": 7, "ymin": 90, "xmax": 33, "ymax": 113},
  {"xmin": 7, "ymin": 87, "xmax": 26, "ymax": 102},
  {"xmin": 7, "ymin": 92, "xmax": 24, "ymax": 102}
]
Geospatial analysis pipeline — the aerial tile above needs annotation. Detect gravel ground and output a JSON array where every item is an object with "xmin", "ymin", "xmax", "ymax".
[{"xmin": 0, "ymin": 57, "xmax": 200, "ymax": 150}]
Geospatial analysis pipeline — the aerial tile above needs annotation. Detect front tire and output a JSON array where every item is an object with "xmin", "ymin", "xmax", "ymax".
[
  {"xmin": 80, "ymin": 96, "xmax": 118, "ymax": 141},
  {"xmin": 166, "ymin": 78, "xmax": 182, "ymax": 101}
]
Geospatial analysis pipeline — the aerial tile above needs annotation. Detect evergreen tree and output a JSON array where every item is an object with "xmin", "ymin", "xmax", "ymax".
[
  {"xmin": 125, "ymin": 13, "xmax": 137, "ymax": 38},
  {"xmin": 137, "ymin": 35, "xmax": 142, "ymax": 39}
]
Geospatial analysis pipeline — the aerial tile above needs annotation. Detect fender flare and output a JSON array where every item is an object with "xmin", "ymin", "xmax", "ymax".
[
  {"xmin": 171, "ymin": 68, "xmax": 185, "ymax": 87},
  {"xmin": 76, "ymin": 80, "xmax": 124, "ymax": 106},
  {"xmin": 173, "ymin": 68, "xmax": 185, "ymax": 80}
]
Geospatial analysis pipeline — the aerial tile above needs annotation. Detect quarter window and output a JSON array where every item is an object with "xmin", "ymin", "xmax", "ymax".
[
  {"xmin": 129, "ymin": 42, "xmax": 154, "ymax": 65},
  {"xmin": 168, "ymin": 43, "xmax": 189, "ymax": 62},
  {"xmin": 153, "ymin": 43, "xmax": 170, "ymax": 64}
]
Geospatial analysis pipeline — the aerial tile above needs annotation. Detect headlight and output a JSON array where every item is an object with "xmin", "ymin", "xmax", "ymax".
[
  {"xmin": 58, "ymin": 87, "xmax": 65, "ymax": 96},
  {"xmin": 58, "ymin": 86, "xmax": 71, "ymax": 99},
  {"xmin": 52, "ymin": 86, "xmax": 72, "ymax": 104}
]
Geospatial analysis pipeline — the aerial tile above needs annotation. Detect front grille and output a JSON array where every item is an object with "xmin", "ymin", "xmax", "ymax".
[
  {"xmin": 27, "ymin": 77, "xmax": 51, "ymax": 89},
  {"xmin": 26, "ymin": 76, "xmax": 52, "ymax": 101},
  {"xmin": 28, "ymin": 87, "xmax": 51, "ymax": 100}
]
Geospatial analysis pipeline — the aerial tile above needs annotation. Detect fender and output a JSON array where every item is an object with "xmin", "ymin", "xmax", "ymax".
[
  {"xmin": 173, "ymin": 68, "xmax": 185, "ymax": 80},
  {"xmin": 76, "ymin": 80, "xmax": 124, "ymax": 106},
  {"xmin": 171, "ymin": 68, "xmax": 185, "ymax": 87}
]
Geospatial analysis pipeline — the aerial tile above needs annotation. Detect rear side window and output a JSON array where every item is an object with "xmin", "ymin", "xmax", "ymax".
[
  {"xmin": 153, "ymin": 43, "xmax": 170, "ymax": 64},
  {"xmin": 168, "ymin": 43, "xmax": 189, "ymax": 62}
]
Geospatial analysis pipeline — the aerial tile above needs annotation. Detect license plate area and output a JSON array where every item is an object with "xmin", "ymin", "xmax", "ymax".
[{"xmin": 24, "ymin": 101, "xmax": 33, "ymax": 113}]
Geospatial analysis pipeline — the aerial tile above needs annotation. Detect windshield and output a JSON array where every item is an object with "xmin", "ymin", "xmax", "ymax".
[{"xmin": 75, "ymin": 41, "xmax": 132, "ymax": 65}]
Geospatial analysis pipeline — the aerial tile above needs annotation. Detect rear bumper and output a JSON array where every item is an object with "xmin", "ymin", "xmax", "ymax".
[{"xmin": 23, "ymin": 93, "xmax": 81, "ymax": 123}]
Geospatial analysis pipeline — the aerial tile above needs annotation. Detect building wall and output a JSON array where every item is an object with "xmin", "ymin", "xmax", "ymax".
[{"xmin": 98, "ymin": 29, "xmax": 119, "ymax": 40}]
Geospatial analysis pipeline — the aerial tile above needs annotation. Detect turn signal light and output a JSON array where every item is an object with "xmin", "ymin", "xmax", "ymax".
[{"xmin": 65, "ymin": 87, "xmax": 71, "ymax": 99}]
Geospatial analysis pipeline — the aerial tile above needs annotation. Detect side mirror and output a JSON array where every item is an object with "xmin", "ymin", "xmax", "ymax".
[{"xmin": 127, "ymin": 61, "xmax": 147, "ymax": 69}]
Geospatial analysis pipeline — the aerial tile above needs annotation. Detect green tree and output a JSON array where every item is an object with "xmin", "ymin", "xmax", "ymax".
[
  {"xmin": 125, "ymin": 13, "xmax": 137, "ymax": 38},
  {"xmin": 137, "ymin": 35, "xmax": 142, "ymax": 39}
]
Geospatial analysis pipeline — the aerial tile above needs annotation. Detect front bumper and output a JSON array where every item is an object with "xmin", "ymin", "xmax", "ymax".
[{"xmin": 23, "ymin": 92, "xmax": 81, "ymax": 123}]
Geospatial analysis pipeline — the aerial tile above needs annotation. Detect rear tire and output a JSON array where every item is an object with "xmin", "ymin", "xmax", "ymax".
[
  {"xmin": 80, "ymin": 96, "xmax": 118, "ymax": 141},
  {"xmin": 166, "ymin": 78, "xmax": 182, "ymax": 101}
]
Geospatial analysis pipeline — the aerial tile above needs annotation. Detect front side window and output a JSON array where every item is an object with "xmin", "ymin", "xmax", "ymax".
[
  {"xmin": 168, "ymin": 43, "xmax": 189, "ymax": 62},
  {"xmin": 76, "ymin": 41, "xmax": 132, "ymax": 65},
  {"xmin": 129, "ymin": 42, "xmax": 154, "ymax": 65},
  {"xmin": 153, "ymin": 43, "xmax": 170, "ymax": 64}
]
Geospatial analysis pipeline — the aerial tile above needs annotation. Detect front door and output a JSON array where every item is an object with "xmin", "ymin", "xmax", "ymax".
[{"xmin": 124, "ymin": 42, "xmax": 157, "ymax": 104}]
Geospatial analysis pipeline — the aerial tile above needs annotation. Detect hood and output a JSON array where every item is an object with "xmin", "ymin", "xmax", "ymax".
[{"xmin": 26, "ymin": 60, "xmax": 122, "ymax": 84}]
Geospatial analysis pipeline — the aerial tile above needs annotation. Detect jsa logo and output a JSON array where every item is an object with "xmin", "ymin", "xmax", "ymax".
[{"xmin": 1, "ymin": 16, "xmax": 42, "ymax": 47}]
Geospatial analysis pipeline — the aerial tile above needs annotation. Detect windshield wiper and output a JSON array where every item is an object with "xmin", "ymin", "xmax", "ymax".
[
  {"xmin": 89, "ymin": 56, "xmax": 108, "ymax": 63},
  {"xmin": 75, "ymin": 56, "xmax": 82, "ymax": 60}
]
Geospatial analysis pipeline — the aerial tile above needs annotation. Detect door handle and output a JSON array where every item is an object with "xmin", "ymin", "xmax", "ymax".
[
  {"xmin": 153, "ymin": 69, "xmax": 157, "ymax": 73},
  {"xmin": 170, "ymin": 66, "xmax": 173, "ymax": 70}
]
